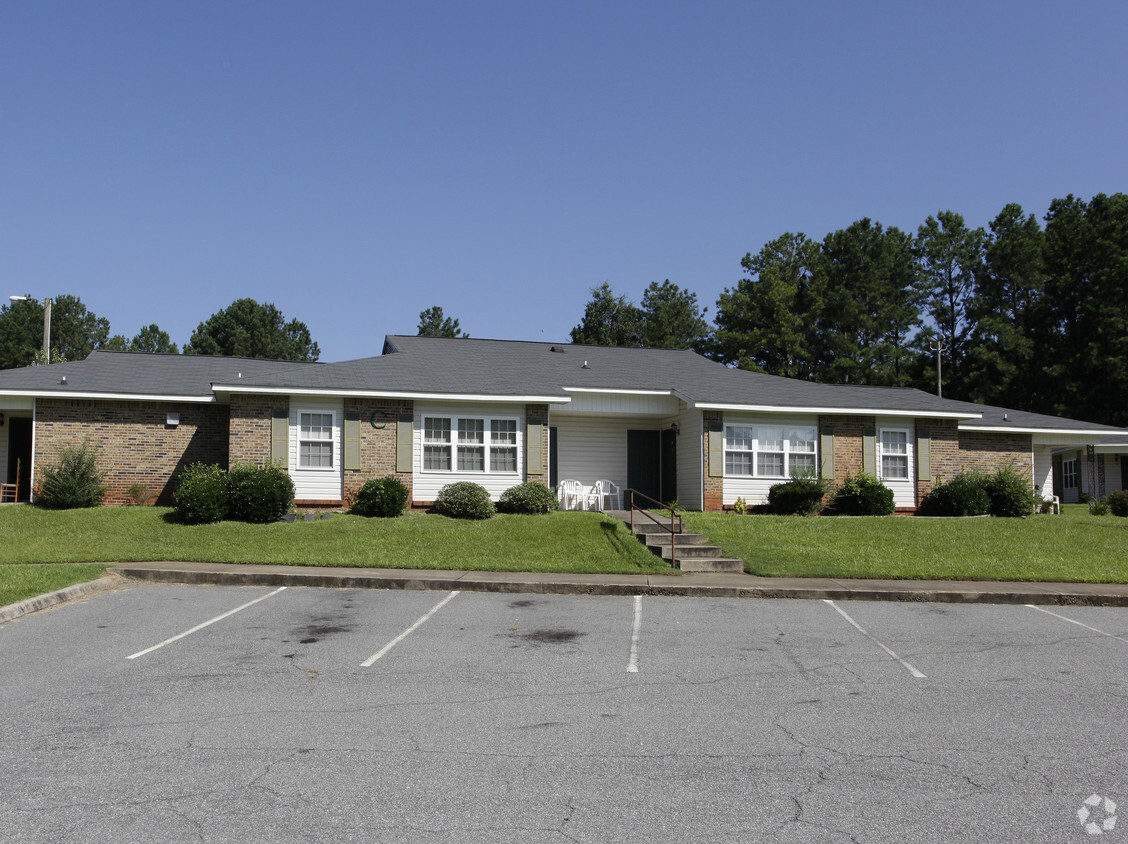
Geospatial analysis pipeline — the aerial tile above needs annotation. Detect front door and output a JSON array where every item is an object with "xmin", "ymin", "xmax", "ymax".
[{"xmin": 627, "ymin": 429, "xmax": 662, "ymax": 504}]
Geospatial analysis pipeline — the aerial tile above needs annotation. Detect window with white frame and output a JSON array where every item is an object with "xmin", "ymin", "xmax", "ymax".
[
  {"xmin": 724, "ymin": 424, "xmax": 818, "ymax": 478},
  {"xmin": 1062, "ymin": 458, "xmax": 1078, "ymax": 489},
  {"xmin": 422, "ymin": 416, "xmax": 520, "ymax": 474},
  {"xmin": 298, "ymin": 412, "xmax": 334, "ymax": 469},
  {"xmin": 878, "ymin": 428, "xmax": 909, "ymax": 480}
]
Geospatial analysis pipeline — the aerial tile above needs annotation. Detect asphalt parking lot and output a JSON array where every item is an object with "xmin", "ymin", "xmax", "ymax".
[{"xmin": 2, "ymin": 583, "xmax": 1127, "ymax": 843}]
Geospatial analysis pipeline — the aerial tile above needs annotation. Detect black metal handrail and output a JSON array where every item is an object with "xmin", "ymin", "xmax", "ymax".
[{"xmin": 628, "ymin": 489, "xmax": 682, "ymax": 565}]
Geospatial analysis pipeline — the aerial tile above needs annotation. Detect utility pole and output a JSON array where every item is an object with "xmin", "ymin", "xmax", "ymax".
[
  {"xmin": 7, "ymin": 295, "xmax": 52, "ymax": 363},
  {"xmin": 929, "ymin": 337, "xmax": 948, "ymax": 398}
]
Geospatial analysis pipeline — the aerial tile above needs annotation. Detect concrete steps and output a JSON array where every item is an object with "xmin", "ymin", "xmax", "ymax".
[{"xmin": 604, "ymin": 510, "xmax": 745, "ymax": 574}]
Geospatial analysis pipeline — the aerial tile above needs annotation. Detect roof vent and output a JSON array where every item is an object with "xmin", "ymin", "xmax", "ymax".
[
  {"xmin": 1003, "ymin": 413, "xmax": 1008, "ymax": 421},
  {"xmin": 582, "ymin": 361, "xmax": 590, "ymax": 369},
  {"xmin": 61, "ymin": 375, "xmax": 67, "ymax": 384},
  {"xmin": 237, "ymin": 372, "xmax": 242, "ymax": 379},
  {"xmin": 549, "ymin": 346, "xmax": 565, "ymax": 353}
]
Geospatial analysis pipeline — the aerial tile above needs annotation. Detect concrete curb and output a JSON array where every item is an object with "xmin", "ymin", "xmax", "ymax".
[
  {"xmin": 110, "ymin": 562, "xmax": 1128, "ymax": 608},
  {"xmin": 0, "ymin": 575, "xmax": 121, "ymax": 623}
]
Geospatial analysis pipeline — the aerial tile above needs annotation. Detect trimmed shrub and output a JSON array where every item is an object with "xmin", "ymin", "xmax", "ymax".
[
  {"xmin": 982, "ymin": 464, "xmax": 1037, "ymax": 518},
  {"xmin": 37, "ymin": 442, "xmax": 108, "ymax": 509},
  {"xmin": 767, "ymin": 475, "xmax": 829, "ymax": 516},
  {"xmin": 434, "ymin": 481, "xmax": 495, "ymax": 520},
  {"xmin": 918, "ymin": 472, "xmax": 990, "ymax": 517},
  {"xmin": 828, "ymin": 472, "xmax": 894, "ymax": 516},
  {"xmin": 498, "ymin": 481, "xmax": 558, "ymax": 514},
  {"xmin": 226, "ymin": 463, "xmax": 295, "ymax": 523},
  {"xmin": 352, "ymin": 476, "xmax": 410, "ymax": 517},
  {"xmin": 1107, "ymin": 489, "xmax": 1128, "ymax": 518},
  {"xmin": 1089, "ymin": 499, "xmax": 1110, "ymax": 516},
  {"xmin": 172, "ymin": 463, "xmax": 229, "ymax": 524}
]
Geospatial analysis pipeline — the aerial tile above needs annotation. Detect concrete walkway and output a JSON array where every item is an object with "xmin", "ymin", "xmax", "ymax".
[{"xmin": 110, "ymin": 561, "xmax": 1128, "ymax": 607}]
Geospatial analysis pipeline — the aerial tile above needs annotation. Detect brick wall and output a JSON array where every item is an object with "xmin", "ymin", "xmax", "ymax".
[
  {"xmin": 34, "ymin": 398, "xmax": 228, "ymax": 505},
  {"xmin": 820, "ymin": 414, "xmax": 870, "ymax": 484},
  {"xmin": 956, "ymin": 429, "xmax": 1034, "ymax": 481},
  {"xmin": 228, "ymin": 394, "xmax": 288, "ymax": 467},
  {"xmin": 918, "ymin": 418, "xmax": 960, "ymax": 499},
  {"xmin": 342, "ymin": 397, "xmax": 414, "ymax": 501},
  {"xmin": 703, "ymin": 410, "xmax": 723, "ymax": 512}
]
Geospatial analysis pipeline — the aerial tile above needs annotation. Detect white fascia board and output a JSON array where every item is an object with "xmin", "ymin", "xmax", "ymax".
[
  {"xmin": 968, "ymin": 426, "xmax": 1122, "ymax": 439},
  {"xmin": 563, "ymin": 386, "xmax": 675, "ymax": 397},
  {"xmin": 689, "ymin": 401, "xmax": 980, "ymax": 420},
  {"xmin": 211, "ymin": 384, "xmax": 568, "ymax": 404},
  {"xmin": 0, "ymin": 389, "xmax": 214, "ymax": 403}
]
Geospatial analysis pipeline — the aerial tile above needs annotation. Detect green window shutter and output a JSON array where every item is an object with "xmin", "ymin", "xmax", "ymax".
[
  {"xmin": 820, "ymin": 429, "xmax": 835, "ymax": 479},
  {"xmin": 862, "ymin": 427, "xmax": 876, "ymax": 475},
  {"xmin": 708, "ymin": 425, "xmax": 724, "ymax": 478},
  {"xmin": 526, "ymin": 423, "xmax": 544, "ymax": 476},
  {"xmin": 271, "ymin": 409, "xmax": 289, "ymax": 465},
  {"xmin": 396, "ymin": 416, "xmax": 413, "ymax": 473},
  {"xmin": 916, "ymin": 429, "xmax": 931, "ymax": 482},
  {"xmin": 344, "ymin": 409, "xmax": 361, "ymax": 471}
]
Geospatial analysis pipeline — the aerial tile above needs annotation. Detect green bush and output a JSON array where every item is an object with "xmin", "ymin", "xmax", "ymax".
[
  {"xmin": 1107, "ymin": 489, "xmax": 1128, "ymax": 517},
  {"xmin": 226, "ymin": 463, "xmax": 295, "ymax": 523},
  {"xmin": 828, "ymin": 472, "xmax": 894, "ymax": 516},
  {"xmin": 983, "ymin": 464, "xmax": 1037, "ymax": 518},
  {"xmin": 352, "ymin": 475, "xmax": 410, "ymax": 517},
  {"xmin": 767, "ymin": 475, "xmax": 829, "ymax": 515},
  {"xmin": 497, "ymin": 481, "xmax": 558, "ymax": 514},
  {"xmin": 434, "ymin": 481, "xmax": 495, "ymax": 520},
  {"xmin": 918, "ymin": 472, "xmax": 990, "ymax": 517},
  {"xmin": 37, "ymin": 442, "xmax": 108, "ymax": 509},
  {"xmin": 1089, "ymin": 499, "xmax": 1110, "ymax": 516},
  {"xmin": 172, "ymin": 463, "xmax": 229, "ymax": 524}
]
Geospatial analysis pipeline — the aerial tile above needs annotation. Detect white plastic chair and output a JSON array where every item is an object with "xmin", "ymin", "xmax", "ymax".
[
  {"xmin": 586, "ymin": 479, "xmax": 622, "ymax": 511},
  {"xmin": 557, "ymin": 479, "xmax": 585, "ymax": 511}
]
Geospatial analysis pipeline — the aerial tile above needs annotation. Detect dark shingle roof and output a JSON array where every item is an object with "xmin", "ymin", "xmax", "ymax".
[{"xmin": 0, "ymin": 351, "xmax": 321, "ymax": 398}]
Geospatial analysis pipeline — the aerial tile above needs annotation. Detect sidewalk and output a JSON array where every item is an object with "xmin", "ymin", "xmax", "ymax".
[{"xmin": 112, "ymin": 561, "xmax": 1128, "ymax": 607}]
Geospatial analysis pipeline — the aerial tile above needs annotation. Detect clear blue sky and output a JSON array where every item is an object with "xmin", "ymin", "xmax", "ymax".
[{"xmin": 3, "ymin": 1, "xmax": 1125, "ymax": 361}]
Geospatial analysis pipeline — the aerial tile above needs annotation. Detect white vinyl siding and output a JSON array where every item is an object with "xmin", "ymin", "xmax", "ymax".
[
  {"xmin": 1033, "ymin": 445, "xmax": 1054, "ymax": 501},
  {"xmin": 675, "ymin": 407, "xmax": 703, "ymax": 511},
  {"xmin": 876, "ymin": 419, "xmax": 914, "ymax": 508},
  {"xmin": 722, "ymin": 414, "xmax": 819, "ymax": 506},
  {"xmin": 413, "ymin": 402, "xmax": 525, "ymax": 501},
  {"xmin": 552, "ymin": 415, "xmax": 661, "ymax": 494},
  {"xmin": 289, "ymin": 398, "xmax": 343, "ymax": 501}
]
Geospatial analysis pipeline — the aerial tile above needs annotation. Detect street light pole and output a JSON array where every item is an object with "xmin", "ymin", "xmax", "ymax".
[{"xmin": 8, "ymin": 295, "xmax": 53, "ymax": 364}]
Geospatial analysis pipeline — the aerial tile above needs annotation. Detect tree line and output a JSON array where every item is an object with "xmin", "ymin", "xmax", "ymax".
[{"xmin": 570, "ymin": 193, "xmax": 1128, "ymax": 428}]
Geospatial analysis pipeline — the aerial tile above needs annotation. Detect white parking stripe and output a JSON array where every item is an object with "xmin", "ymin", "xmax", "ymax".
[
  {"xmin": 1026, "ymin": 604, "xmax": 1128, "ymax": 643},
  {"xmin": 824, "ymin": 600, "xmax": 927, "ymax": 678},
  {"xmin": 361, "ymin": 591, "xmax": 459, "ymax": 667},
  {"xmin": 126, "ymin": 587, "xmax": 288, "ymax": 660},
  {"xmin": 627, "ymin": 595, "xmax": 642, "ymax": 673}
]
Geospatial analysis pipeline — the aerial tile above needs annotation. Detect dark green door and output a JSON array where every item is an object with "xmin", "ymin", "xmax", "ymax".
[{"xmin": 627, "ymin": 430, "xmax": 661, "ymax": 504}]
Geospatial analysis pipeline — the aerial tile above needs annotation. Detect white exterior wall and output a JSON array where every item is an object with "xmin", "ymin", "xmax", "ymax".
[
  {"xmin": 1033, "ymin": 445, "xmax": 1054, "ymax": 501},
  {"xmin": 875, "ymin": 417, "xmax": 916, "ymax": 509},
  {"xmin": 289, "ymin": 397, "xmax": 343, "ymax": 501},
  {"xmin": 549, "ymin": 392, "xmax": 679, "ymax": 416},
  {"xmin": 722, "ymin": 413, "xmax": 820, "ymax": 507},
  {"xmin": 413, "ymin": 401, "xmax": 526, "ymax": 501},
  {"xmin": 674, "ymin": 407, "xmax": 703, "ymax": 511}
]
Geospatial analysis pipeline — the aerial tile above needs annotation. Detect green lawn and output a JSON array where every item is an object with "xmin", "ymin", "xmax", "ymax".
[
  {"xmin": 684, "ymin": 505, "xmax": 1128, "ymax": 582},
  {"xmin": 0, "ymin": 505, "xmax": 668, "ymax": 575},
  {"xmin": 0, "ymin": 564, "xmax": 109, "ymax": 608}
]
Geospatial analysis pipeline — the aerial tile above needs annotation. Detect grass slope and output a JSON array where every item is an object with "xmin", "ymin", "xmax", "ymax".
[
  {"xmin": 0, "ymin": 564, "xmax": 109, "ymax": 608},
  {"xmin": 686, "ymin": 505, "xmax": 1128, "ymax": 582},
  {"xmin": 0, "ymin": 506, "xmax": 669, "ymax": 575}
]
